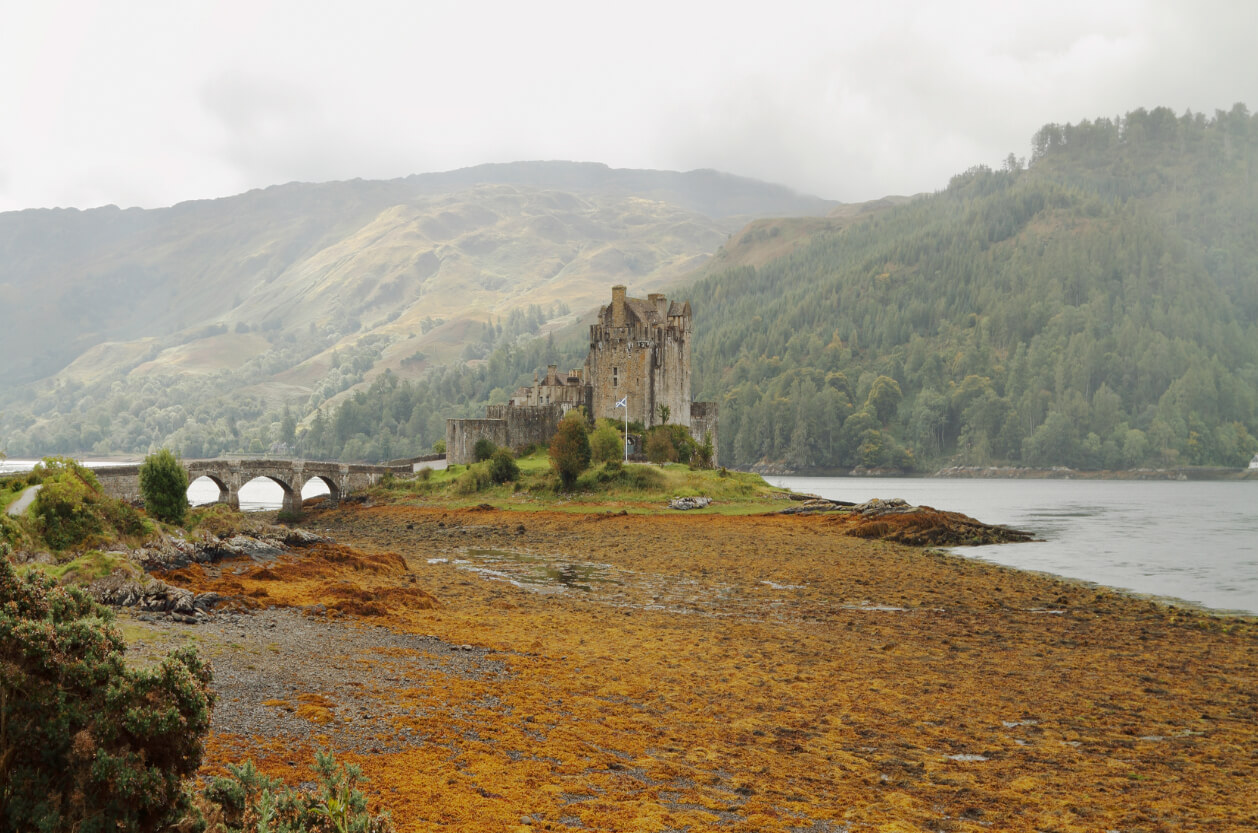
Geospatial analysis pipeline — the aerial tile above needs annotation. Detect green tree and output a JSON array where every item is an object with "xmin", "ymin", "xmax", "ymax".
[
  {"xmin": 657, "ymin": 404, "xmax": 671, "ymax": 425},
  {"xmin": 645, "ymin": 427, "xmax": 678, "ymax": 463},
  {"xmin": 473, "ymin": 437, "xmax": 497, "ymax": 463},
  {"xmin": 280, "ymin": 404, "xmax": 297, "ymax": 449},
  {"xmin": 864, "ymin": 376, "xmax": 903, "ymax": 425},
  {"xmin": 489, "ymin": 449, "xmax": 520, "ymax": 484},
  {"xmin": 590, "ymin": 422, "xmax": 623, "ymax": 464},
  {"xmin": 0, "ymin": 558, "xmax": 213, "ymax": 831},
  {"xmin": 139, "ymin": 448, "xmax": 189, "ymax": 525},
  {"xmin": 549, "ymin": 411, "xmax": 591, "ymax": 490}
]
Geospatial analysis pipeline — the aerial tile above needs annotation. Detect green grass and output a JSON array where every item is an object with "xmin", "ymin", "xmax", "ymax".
[
  {"xmin": 29, "ymin": 551, "xmax": 140, "ymax": 585},
  {"xmin": 375, "ymin": 450, "xmax": 791, "ymax": 515},
  {"xmin": 0, "ymin": 484, "xmax": 23, "ymax": 513}
]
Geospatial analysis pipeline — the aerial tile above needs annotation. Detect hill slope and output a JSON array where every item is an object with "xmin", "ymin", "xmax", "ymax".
[{"xmin": 687, "ymin": 105, "xmax": 1258, "ymax": 471}]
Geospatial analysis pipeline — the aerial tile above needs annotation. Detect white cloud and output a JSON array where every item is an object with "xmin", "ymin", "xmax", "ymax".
[{"xmin": 0, "ymin": 0, "xmax": 1253, "ymax": 210}]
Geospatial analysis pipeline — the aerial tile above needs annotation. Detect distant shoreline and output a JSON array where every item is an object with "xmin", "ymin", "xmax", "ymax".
[{"xmin": 749, "ymin": 463, "xmax": 1258, "ymax": 481}]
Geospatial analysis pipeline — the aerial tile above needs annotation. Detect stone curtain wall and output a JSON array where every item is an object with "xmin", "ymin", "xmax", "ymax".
[
  {"xmin": 446, "ymin": 419, "xmax": 511, "ymax": 465},
  {"xmin": 486, "ymin": 404, "xmax": 565, "ymax": 452}
]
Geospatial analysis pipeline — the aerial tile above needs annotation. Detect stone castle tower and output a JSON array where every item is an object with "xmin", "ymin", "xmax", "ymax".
[
  {"xmin": 587, "ymin": 285, "xmax": 692, "ymax": 428},
  {"xmin": 447, "ymin": 285, "xmax": 717, "ymax": 464}
]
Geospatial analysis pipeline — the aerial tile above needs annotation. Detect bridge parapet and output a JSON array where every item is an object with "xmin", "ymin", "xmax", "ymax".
[{"xmin": 96, "ymin": 458, "xmax": 389, "ymax": 514}]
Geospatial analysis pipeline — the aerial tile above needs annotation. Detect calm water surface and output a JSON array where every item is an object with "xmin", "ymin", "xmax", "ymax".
[{"xmin": 771, "ymin": 476, "xmax": 1258, "ymax": 616}]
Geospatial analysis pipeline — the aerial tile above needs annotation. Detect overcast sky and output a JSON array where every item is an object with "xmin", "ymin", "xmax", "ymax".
[{"xmin": 1, "ymin": 0, "xmax": 1254, "ymax": 212}]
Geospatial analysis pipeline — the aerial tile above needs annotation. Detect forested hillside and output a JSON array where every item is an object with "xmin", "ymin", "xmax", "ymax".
[{"xmin": 691, "ymin": 105, "xmax": 1258, "ymax": 471}]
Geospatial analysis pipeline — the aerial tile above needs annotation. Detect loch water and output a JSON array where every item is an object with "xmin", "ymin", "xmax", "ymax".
[{"xmin": 770, "ymin": 476, "xmax": 1258, "ymax": 617}]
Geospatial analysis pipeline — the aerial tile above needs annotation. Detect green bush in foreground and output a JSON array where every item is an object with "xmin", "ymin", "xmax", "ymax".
[
  {"xmin": 0, "ymin": 556, "xmax": 214, "ymax": 831},
  {"xmin": 140, "ymin": 448, "xmax": 189, "ymax": 525},
  {"xmin": 201, "ymin": 751, "xmax": 393, "ymax": 832}
]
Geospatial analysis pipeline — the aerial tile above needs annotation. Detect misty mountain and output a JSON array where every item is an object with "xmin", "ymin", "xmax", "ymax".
[
  {"xmin": 0, "ymin": 163, "xmax": 835, "ymax": 457},
  {"xmin": 0, "ymin": 162, "xmax": 836, "ymax": 387}
]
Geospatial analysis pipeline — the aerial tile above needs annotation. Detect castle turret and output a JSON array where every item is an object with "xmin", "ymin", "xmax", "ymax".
[{"xmin": 611, "ymin": 285, "xmax": 627, "ymax": 327}]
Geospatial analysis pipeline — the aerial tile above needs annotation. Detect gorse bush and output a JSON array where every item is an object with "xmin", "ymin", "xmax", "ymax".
[
  {"xmin": 200, "ymin": 750, "xmax": 393, "ymax": 833},
  {"xmin": 0, "ymin": 557, "xmax": 214, "ymax": 831}
]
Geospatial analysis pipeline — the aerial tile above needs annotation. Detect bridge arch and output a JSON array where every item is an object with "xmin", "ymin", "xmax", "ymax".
[
  {"xmin": 187, "ymin": 474, "xmax": 232, "ymax": 508},
  {"xmin": 299, "ymin": 475, "xmax": 339, "ymax": 506},
  {"xmin": 239, "ymin": 474, "xmax": 301, "ymax": 515}
]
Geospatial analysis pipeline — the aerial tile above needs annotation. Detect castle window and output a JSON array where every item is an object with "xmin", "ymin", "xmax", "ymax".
[{"xmin": 613, "ymin": 367, "xmax": 618, "ymax": 386}]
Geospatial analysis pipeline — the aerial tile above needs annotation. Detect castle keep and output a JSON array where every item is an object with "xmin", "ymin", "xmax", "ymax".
[{"xmin": 446, "ymin": 285, "xmax": 718, "ymax": 464}]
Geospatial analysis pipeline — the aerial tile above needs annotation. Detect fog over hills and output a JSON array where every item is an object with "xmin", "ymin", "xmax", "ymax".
[{"xmin": 0, "ymin": 162, "xmax": 836, "ymax": 388}]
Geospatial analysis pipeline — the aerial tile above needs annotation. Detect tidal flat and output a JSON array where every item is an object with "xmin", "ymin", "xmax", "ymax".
[{"xmin": 133, "ymin": 505, "xmax": 1258, "ymax": 832}]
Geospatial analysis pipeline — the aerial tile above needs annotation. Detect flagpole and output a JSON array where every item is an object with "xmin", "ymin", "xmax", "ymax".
[{"xmin": 615, "ymin": 395, "xmax": 629, "ymax": 462}]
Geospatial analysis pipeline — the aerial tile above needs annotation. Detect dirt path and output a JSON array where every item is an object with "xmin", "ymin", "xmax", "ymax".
[{"xmin": 5, "ymin": 484, "xmax": 39, "ymax": 516}]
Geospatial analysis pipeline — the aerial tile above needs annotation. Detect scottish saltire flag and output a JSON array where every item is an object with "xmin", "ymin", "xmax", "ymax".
[{"xmin": 615, "ymin": 396, "xmax": 627, "ymax": 409}]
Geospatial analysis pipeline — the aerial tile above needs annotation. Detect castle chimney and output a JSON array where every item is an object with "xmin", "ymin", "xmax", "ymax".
[
  {"xmin": 648, "ymin": 292, "xmax": 666, "ymax": 320},
  {"xmin": 547, "ymin": 364, "xmax": 558, "ymax": 383},
  {"xmin": 612, "ymin": 285, "xmax": 627, "ymax": 327}
]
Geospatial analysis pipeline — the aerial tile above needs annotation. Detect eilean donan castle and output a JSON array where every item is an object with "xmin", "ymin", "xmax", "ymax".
[{"xmin": 446, "ymin": 285, "xmax": 718, "ymax": 464}]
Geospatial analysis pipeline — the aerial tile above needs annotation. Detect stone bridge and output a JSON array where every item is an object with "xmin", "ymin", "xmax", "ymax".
[{"xmin": 95, "ymin": 459, "xmax": 397, "ymax": 514}]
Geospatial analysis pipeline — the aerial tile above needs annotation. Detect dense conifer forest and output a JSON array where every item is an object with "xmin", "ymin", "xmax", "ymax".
[{"xmin": 691, "ymin": 105, "xmax": 1258, "ymax": 470}]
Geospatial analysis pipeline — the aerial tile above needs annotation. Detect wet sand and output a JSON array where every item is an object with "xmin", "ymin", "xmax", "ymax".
[{"xmin": 154, "ymin": 504, "xmax": 1258, "ymax": 832}]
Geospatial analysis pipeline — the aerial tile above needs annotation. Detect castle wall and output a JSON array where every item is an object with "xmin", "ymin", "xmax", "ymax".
[
  {"xmin": 587, "ymin": 324, "xmax": 656, "ymax": 426},
  {"xmin": 485, "ymin": 403, "xmax": 565, "ymax": 451},
  {"xmin": 446, "ymin": 419, "xmax": 509, "ymax": 465},
  {"xmin": 651, "ymin": 314, "xmax": 691, "ymax": 428}
]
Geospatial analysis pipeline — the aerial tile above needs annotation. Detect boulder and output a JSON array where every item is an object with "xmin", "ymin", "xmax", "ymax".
[{"xmin": 668, "ymin": 496, "xmax": 712, "ymax": 510}]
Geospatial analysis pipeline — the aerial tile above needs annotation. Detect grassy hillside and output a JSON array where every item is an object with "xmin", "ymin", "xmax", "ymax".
[{"xmin": 688, "ymin": 105, "xmax": 1258, "ymax": 471}]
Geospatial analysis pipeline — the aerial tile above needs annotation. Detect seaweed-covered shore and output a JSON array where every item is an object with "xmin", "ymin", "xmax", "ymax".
[{"xmin": 134, "ymin": 504, "xmax": 1257, "ymax": 832}]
